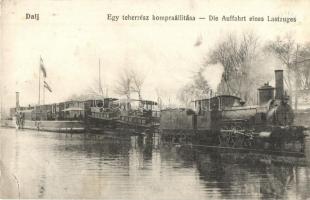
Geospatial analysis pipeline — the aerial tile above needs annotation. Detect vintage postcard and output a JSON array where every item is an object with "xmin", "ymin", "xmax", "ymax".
[{"xmin": 1, "ymin": 0, "xmax": 310, "ymax": 199}]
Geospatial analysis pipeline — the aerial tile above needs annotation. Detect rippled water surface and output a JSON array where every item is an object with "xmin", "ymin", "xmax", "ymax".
[{"xmin": 0, "ymin": 128, "xmax": 310, "ymax": 199}]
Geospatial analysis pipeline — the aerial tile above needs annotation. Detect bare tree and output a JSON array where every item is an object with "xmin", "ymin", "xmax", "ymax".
[
  {"xmin": 193, "ymin": 69, "xmax": 211, "ymax": 95},
  {"xmin": 295, "ymin": 43, "xmax": 310, "ymax": 90},
  {"xmin": 266, "ymin": 34, "xmax": 310, "ymax": 109},
  {"xmin": 208, "ymin": 32, "xmax": 261, "ymax": 104},
  {"xmin": 178, "ymin": 84, "xmax": 197, "ymax": 106},
  {"xmin": 265, "ymin": 34, "xmax": 296, "ymax": 97},
  {"xmin": 130, "ymin": 69, "xmax": 145, "ymax": 101},
  {"xmin": 114, "ymin": 69, "xmax": 132, "ymax": 100},
  {"xmin": 113, "ymin": 68, "xmax": 146, "ymax": 101},
  {"xmin": 178, "ymin": 68, "xmax": 211, "ymax": 106}
]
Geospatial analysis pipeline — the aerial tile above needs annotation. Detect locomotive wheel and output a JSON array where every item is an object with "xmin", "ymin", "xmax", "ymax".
[
  {"xmin": 229, "ymin": 126, "xmax": 244, "ymax": 148},
  {"xmin": 218, "ymin": 133, "xmax": 230, "ymax": 146},
  {"xmin": 243, "ymin": 136, "xmax": 255, "ymax": 148},
  {"xmin": 219, "ymin": 126, "xmax": 232, "ymax": 147},
  {"xmin": 230, "ymin": 133, "xmax": 244, "ymax": 148}
]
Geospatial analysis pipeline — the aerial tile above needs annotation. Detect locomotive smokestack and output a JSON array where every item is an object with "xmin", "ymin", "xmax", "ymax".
[
  {"xmin": 16, "ymin": 92, "xmax": 20, "ymax": 110},
  {"xmin": 275, "ymin": 70, "xmax": 284, "ymax": 99}
]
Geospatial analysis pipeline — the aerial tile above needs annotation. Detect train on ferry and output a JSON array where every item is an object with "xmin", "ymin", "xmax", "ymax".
[
  {"xmin": 160, "ymin": 70, "xmax": 306, "ymax": 153},
  {"xmin": 1, "ymin": 69, "xmax": 306, "ymax": 152}
]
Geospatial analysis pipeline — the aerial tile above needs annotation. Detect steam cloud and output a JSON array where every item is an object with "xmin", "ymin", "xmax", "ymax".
[{"xmin": 202, "ymin": 63, "xmax": 224, "ymax": 91}]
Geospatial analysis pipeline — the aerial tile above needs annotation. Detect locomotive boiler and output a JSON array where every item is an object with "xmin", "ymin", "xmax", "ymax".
[{"xmin": 160, "ymin": 70, "xmax": 306, "ymax": 152}]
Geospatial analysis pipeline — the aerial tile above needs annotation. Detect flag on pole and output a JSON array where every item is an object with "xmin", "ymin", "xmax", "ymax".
[
  {"xmin": 44, "ymin": 81, "xmax": 52, "ymax": 92},
  {"xmin": 40, "ymin": 57, "xmax": 47, "ymax": 78}
]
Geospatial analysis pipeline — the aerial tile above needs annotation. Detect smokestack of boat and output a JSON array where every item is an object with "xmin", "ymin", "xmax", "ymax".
[
  {"xmin": 16, "ymin": 92, "xmax": 20, "ymax": 110},
  {"xmin": 275, "ymin": 70, "xmax": 284, "ymax": 99}
]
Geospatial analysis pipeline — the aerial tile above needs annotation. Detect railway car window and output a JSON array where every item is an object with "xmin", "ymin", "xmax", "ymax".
[
  {"xmin": 261, "ymin": 113, "xmax": 266, "ymax": 121},
  {"xmin": 96, "ymin": 101, "xmax": 103, "ymax": 107},
  {"xmin": 198, "ymin": 101, "xmax": 202, "ymax": 115}
]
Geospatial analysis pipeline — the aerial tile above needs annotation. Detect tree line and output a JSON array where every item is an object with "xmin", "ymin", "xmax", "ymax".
[
  {"xmin": 179, "ymin": 32, "xmax": 310, "ymax": 109},
  {"xmin": 68, "ymin": 32, "xmax": 310, "ymax": 110}
]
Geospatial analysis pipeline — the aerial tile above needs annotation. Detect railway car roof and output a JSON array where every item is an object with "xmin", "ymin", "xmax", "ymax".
[
  {"xmin": 19, "ymin": 109, "xmax": 34, "ymax": 113},
  {"xmin": 192, "ymin": 95, "xmax": 241, "ymax": 102},
  {"xmin": 104, "ymin": 98, "xmax": 119, "ymax": 101},
  {"xmin": 118, "ymin": 99, "xmax": 158, "ymax": 105}
]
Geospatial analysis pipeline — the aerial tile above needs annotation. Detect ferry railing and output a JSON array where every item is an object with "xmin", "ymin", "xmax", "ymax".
[{"xmin": 91, "ymin": 111, "xmax": 119, "ymax": 120}]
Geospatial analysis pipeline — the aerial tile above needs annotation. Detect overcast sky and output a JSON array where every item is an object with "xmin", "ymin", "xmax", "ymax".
[{"xmin": 1, "ymin": 0, "xmax": 310, "ymax": 108}]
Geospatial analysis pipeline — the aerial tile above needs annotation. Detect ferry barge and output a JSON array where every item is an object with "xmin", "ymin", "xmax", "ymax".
[
  {"xmin": 1, "ymin": 96, "xmax": 86, "ymax": 133},
  {"xmin": 1, "ymin": 94, "xmax": 160, "ymax": 134}
]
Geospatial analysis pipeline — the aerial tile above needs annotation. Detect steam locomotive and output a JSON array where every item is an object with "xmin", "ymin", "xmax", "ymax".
[{"xmin": 160, "ymin": 70, "xmax": 306, "ymax": 152}]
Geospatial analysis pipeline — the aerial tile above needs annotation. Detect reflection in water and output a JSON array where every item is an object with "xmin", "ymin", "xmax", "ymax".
[
  {"xmin": 0, "ymin": 128, "xmax": 309, "ymax": 199},
  {"xmin": 193, "ymin": 149, "xmax": 299, "ymax": 199}
]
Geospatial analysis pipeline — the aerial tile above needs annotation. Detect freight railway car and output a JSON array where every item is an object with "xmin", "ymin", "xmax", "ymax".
[{"xmin": 160, "ymin": 70, "xmax": 306, "ymax": 152}]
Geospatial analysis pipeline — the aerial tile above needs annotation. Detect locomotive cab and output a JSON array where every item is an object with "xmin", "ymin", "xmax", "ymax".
[
  {"xmin": 194, "ymin": 95, "xmax": 242, "ymax": 114},
  {"xmin": 194, "ymin": 95, "xmax": 243, "ymax": 131},
  {"xmin": 266, "ymin": 97, "xmax": 294, "ymax": 126}
]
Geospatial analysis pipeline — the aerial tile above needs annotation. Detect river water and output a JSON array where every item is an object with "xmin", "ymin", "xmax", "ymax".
[{"xmin": 0, "ymin": 128, "xmax": 310, "ymax": 199}]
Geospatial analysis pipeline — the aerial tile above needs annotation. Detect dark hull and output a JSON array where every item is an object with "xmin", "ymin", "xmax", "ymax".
[
  {"xmin": 85, "ymin": 116, "xmax": 118, "ymax": 133},
  {"xmin": 86, "ymin": 114, "xmax": 159, "ymax": 132}
]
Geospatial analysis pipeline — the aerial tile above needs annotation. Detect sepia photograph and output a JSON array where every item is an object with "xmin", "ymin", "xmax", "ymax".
[{"xmin": 1, "ymin": 0, "xmax": 310, "ymax": 199}]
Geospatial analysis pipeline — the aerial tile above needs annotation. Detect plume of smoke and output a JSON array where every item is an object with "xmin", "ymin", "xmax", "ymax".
[{"xmin": 201, "ymin": 63, "xmax": 224, "ymax": 92}]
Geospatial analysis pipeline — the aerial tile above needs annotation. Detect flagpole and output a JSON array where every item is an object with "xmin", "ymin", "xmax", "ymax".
[
  {"xmin": 99, "ymin": 59, "xmax": 100, "ymax": 95},
  {"xmin": 99, "ymin": 58, "xmax": 103, "ymax": 96},
  {"xmin": 43, "ymin": 77, "xmax": 45, "ymax": 105},
  {"xmin": 0, "ymin": 94, "xmax": 3, "ymax": 121},
  {"xmin": 39, "ymin": 56, "xmax": 41, "ymax": 106}
]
